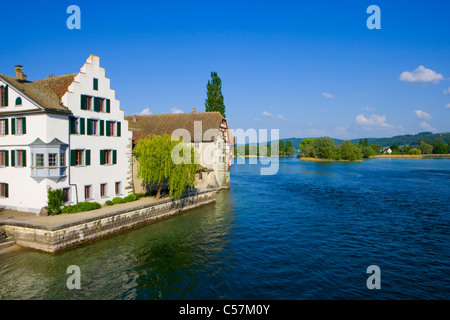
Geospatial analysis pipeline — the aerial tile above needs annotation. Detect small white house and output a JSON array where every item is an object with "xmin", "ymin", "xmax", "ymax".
[{"xmin": 0, "ymin": 55, "xmax": 133, "ymax": 214}]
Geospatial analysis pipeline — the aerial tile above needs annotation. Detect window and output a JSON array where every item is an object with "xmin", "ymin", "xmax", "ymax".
[
  {"xmin": 93, "ymin": 78, "xmax": 98, "ymax": 90},
  {"xmin": 0, "ymin": 119, "xmax": 7, "ymax": 135},
  {"xmin": 100, "ymin": 149, "xmax": 116, "ymax": 165},
  {"xmin": 0, "ymin": 151, "xmax": 7, "ymax": 167},
  {"xmin": 36, "ymin": 154, "xmax": 44, "ymax": 167},
  {"xmin": 49, "ymin": 153, "xmax": 57, "ymax": 167},
  {"xmin": 63, "ymin": 187, "xmax": 71, "ymax": 203},
  {"xmin": 60, "ymin": 152, "xmax": 66, "ymax": 167},
  {"xmin": 109, "ymin": 121, "xmax": 115, "ymax": 136},
  {"xmin": 16, "ymin": 150, "xmax": 25, "ymax": 167},
  {"xmin": 91, "ymin": 119, "xmax": 99, "ymax": 135},
  {"xmin": 12, "ymin": 117, "xmax": 26, "ymax": 135},
  {"xmin": 76, "ymin": 150, "xmax": 84, "ymax": 166},
  {"xmin": 104, "ymin": 150, "xmax": 112, "ymax": 164},
  {"xmin": 86, "ymin": 96, "xmax": 93, "ymax": 111},
  {"xmin": 115, "ymin": 182, "xmax": 121, "ymax": 195},
  {"xmin": 100, "ymin": 183, "xmax": 107, "ymax": 197},
  {"xmin": 84, "ymin": 185, "xmax": 92, "ymax": 200},
  {"xmin": 0, "ymin": 183, "xmax": 8, "ymax": 198},
  {"xmin": 70, "ymin": 117, "xmax": 79, "ymax": 134},
  {"xmin": 99, "ymin": 98, "xmax": 105, "ymax": 112},
  {"xmin": 15, "ymin": 97, "xmax": 22, "ymax": 106}
]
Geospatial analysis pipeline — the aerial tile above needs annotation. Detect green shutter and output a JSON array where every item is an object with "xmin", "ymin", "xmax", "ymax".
[
  {"xmin": 113, "ymin": 150, "xmax": 117, "ymax": 164},
  {"xmin": 22, "ymin": 150, "xmax": 26, "ymax": 167},
  {"xmin": 11, "ymin": 150, "xmax": 15, "ymax": 167},
  {"xmin": 106, "ymin": 121, "xmax": 110, "ymax": 136},
  {"xmin": 81, "ymin": 95, "xmax": 86, "ymax": 110},
  {"xmin": 4, "ymin": 85, "xmax": 8, "ymax": 107},
  {"xmin": 4, "ymin": 119, "xmax": 8, "ymax": 135},
  {"xmin": 70, "ymin": 150, "xmax": 76, "ymax": 166},
  {"xmin": 22, "ymin": 118, "xmax": 26, "ymax": 134},
  {"xmin": 5, "ymin": 150, "xmax": 9, "ymax": 166},
  {"xmin": 85, "ymin": 149, "xmax": 91, "ymax": 166},
  {"xmin": 100, "ymin": 150, "xmax": 105, "ymax": 165},
  {"xmin": 100, "ymin": 120, "xmax": 104, "ymax": 136},
  {"xmin": 93, "ymin": 78, "xmax": 98, "ymax": 90},
  {"xmin": 15, "ymin": 97, "xmax": 22, "ymax": 106},
  {"xmin": 106, "ymin": 99, "xmax": 110, "ymax": 113},
  {"xmin": 11, "ymin": 118, "xmax": 15, "ymax": 135},
  {"xmin": 117, "ymin": 122, "xmax": 121, "ymax": 137},
  {"xmin": 94, "ymin": 97, "xmax": 100, "ymax": 112},
  {"xmin": 87, "ymin": 119, "xmax": 92, "ymax": 135},
  {"xmin": 70, "ymin": 117, "xmax": 75, "ymax": 134},
  {"xmin": 4, "ymin": 183, "xmax": 8, "ymax": 198},
  {"xmin": 80, "ymin": 118, "xmax": 85, "ymax": 135}
]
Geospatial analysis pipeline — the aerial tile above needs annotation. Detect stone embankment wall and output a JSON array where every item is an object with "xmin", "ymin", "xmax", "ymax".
[{"xmin": 1, "ymin": 190, "xmax": 216, "ymax": 253}]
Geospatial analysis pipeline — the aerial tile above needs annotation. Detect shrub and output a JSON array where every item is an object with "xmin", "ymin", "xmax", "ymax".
[
  {"xmin": 124, "ymin": 193, "xmax": 137, "ymax": 202},
  {"xmin": 105, "ymin": 200, "xmax": 113, "ymax": 206},
  {"xmin": 112, "ymin": 197, "xmax": 125, "ymax": 204},
  {"xmin": 61, "ymin": 201, "xmax": 101, "ymax": 214},
  {"xmin": 47, "ymin": 188, "xmax": 65, "ymax": 215}
]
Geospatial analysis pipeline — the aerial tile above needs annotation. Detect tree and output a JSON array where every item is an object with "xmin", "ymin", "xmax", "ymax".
[
  {"xmin": 299, "ymin": 138, "xmax": 315, "ymax": 157},
  {"xmin": 338, "ymin": 140, "xmax": 363, "ymax": 160},
  {"xmin": 205, "ymin": 72, "xmax": 226, "ymax": 117},
  {"xmin": 285, "ymin": 141, "xmax": 294, "ymax": 157},
  {"xmin": 313, "ymin": 137, "xmax": 336, "ymax": 159},
  {"xmin": 432, "ymin": 138, "xmax": 447, "ymax": 154},
  {"xmin": 47, "ymin": 188, "xmax": 65, "ymax": 215},
  {"xmin": 361, "ymin": 145, "xmax": 376, "ymax": 158},
  {"xmin": 134, "ymin": 134, "xmax": 198, "ymax": 200},
  {"xmin": 418, "ymin": 140, "xmax": 433, "ymax": 154}
]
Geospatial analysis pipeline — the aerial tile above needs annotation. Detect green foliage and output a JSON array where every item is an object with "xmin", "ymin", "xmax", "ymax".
[
  {"xmin": 112, "ymin": 197, "xmax": 125, "ymax": 204},
  {"xmin": 361, "ymin": 145, "xmax": 376, "ymax": 158},
  {"xmin": 124, "ymin": 193, "xmax": 137, "ymax": 202},
  {"xmin": 47, "ymin": 188, "xmax": 65, "ymax": 215},
  {"xmin": 205, "ymin": 72, "xmax": 226, "ymax": 117},
  {"xmin": 61, "ymin": 201, "xmax": 101, "ymax": 214},
  {"xmin": 312, "ymin": 137, "xmax": 336, "ymax": 159},
  {"xmin": 134, "ymin": 134, "xmax": 198, "ymax": 200},
  {"xmin": 337, "ymin": 141, "xmax": 363, "ymax": 161},
  {"xmin": 418, "ymin": 141, "xmax": 433, "ymax": 154}
]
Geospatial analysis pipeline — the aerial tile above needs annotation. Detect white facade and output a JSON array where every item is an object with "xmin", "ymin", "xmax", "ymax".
[{"xmin": 0, "ymin": 55, "xmax": 132, "ymax": 214}]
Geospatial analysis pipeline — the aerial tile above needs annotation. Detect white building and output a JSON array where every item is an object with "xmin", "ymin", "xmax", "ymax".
[
  {"xmin": 0, "ymin": 55, "xmax": 133, "ymax": 214},
  {"xmin": 126, "ymin": 109, "xmax": 234, "ymax": 191}
]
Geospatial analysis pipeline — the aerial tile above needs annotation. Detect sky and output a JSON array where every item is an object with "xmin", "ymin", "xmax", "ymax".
[{"xmin": 1, "ymin": 0, "xmax": 449, "ymax": 141}]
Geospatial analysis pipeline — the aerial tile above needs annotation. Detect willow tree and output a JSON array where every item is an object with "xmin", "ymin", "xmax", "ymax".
[
  {"xmin": 205, "ymin": 71, "xmax": 226, "ymax": 117},
  {"xmin": 134, "ymin": 134, "xmax": 198, "ymax": 200}
]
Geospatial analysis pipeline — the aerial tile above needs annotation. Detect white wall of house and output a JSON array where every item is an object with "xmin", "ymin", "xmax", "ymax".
[{"xmin": 62, "ymin": 55, "xmax": 132, "ymax": 204}]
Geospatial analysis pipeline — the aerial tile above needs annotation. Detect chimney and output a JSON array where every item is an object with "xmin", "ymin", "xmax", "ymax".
[
  {"xmin": 15, "ymin": 65, "xmax": 27, "ymax": 81},
  {"xmin": 192, "ymin": 107, "xmax": 196, "ymax": 113}
]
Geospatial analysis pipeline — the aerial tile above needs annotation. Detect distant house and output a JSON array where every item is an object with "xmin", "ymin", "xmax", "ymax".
[
  {"xmin": 0, "ymin": 55, "xmax": 133, "ymax": 213},
  {"xmin": 382, "ymin": 148, "xmax": 392, "ymax": 154},
  {"xmin": 126, "ymin": 109, "xmax": 234, "ymax": 191}
]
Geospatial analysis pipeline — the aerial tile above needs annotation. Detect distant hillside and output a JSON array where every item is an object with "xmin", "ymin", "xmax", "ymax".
[{"xmin": 281, "ymin": 132, "xmax": 450, "ymax": 150}]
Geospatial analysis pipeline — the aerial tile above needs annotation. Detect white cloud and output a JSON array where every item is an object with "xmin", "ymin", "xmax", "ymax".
[
  {"xmin": 399, "ymin": 65, "xmax": 444, "ymax": 83},
  {"xmin": 171, "ymin": 107, "xmax": 183, "ymax": 114},
  {"xmin": 262, "ymin": 111, "xmax": 272, "ymax": 116},
  {"xmin": 355, "ymin": 113, "xmax": 391, "ymax": 130},
  {"xmin": 139, "ymin": 107, "xmax": 152, "ymax": 115},
  {"xmin": 419, "ymin": 122, "xmax": 436, "ymax": 131},
  {"xmin": 414, "ymin": 110, "xmax": 432, "ymax": 120},
  {"xmin": 445, "ymin": 103, "xmax": 450, "ymax": 109},
  {"xmin": 444, "ymin": 87, "xmax": 450, "ymax": 95},
  {"xmin": 321, "ymin": 92, "xmax": 335, "ymax": 99},
  {"xmin": 277, "ymin": 114, "xmax": 287, "ymax": 121}
]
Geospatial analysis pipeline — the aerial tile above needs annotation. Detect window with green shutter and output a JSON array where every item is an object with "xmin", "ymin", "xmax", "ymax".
[
  {"xmin": 106, "ymin": 99, "xmax": 110, "ymax": 113},
  {"xmin": 94, "ymin": 97, "xmax": 100, "ymax": 112},
  {"xmin": 100, "ymin": 120, "xmax": 104, "ymax": 136},
  {"xmin": 100, "ymin": 150, "xmax": 105, "ymax": 165},
  {"xmin": 93, "ymin": 78, "xmax": 98, "ymax": 90},
  {"xmin": 87, "ymin": 119, "xmax": 92, "ymax": 135},
  {"xmin": 0, "ymin": 183, "xmax": 8, "ymax": 198},
  {"xmin": 117, "ymin": 122, "xmax": 121, "ymax": 137},
  {"xmin": 11, "ymin": 118, "xmax": 15, "ymax": 135},
  {"xmin": 22, "ymin": 117, "xmax": 26, "ymax": 134},
  {"xmin": 81, "ymin": 94, "xmax": 86, "ymax": 110},
  {"xmin": 105, "ymin": 121, "xmax": 110, "ymax": 136},
  {"xmin": 4, "ymin": 85, "xmax": 8, "ymax": 107},
  {"xmin": 113, "ymin": 150, "xmax": 117, "ymax": 164},
  {"xmin": 15, "ymin": 97, "xmax": 22, "ymax": 106}
]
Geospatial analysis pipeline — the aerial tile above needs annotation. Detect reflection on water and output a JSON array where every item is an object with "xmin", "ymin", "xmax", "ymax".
[{"xmin": 1, "ymin": 157, "xmax": 449, "ymax": 300}]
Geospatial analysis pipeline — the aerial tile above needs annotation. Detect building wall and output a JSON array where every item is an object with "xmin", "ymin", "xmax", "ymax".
[{"xmin": 0, "ymin": 78, "xmax": 70, "ymax": 213}]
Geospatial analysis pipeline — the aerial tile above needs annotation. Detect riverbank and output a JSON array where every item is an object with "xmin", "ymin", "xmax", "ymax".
[
  {"xmin": 0, "ymin": 188, "xmax": 218, "ymax": 254},
  {"xmin": 299, "ymin": 157, "xmax": 362, "ymax": 162},
  {"xmin": 371, "ymin": 154, "xmax": 450, "ymax": 159}
]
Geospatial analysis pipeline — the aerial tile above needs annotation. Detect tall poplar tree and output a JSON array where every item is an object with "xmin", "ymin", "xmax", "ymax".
[{"xmin": 205, "ymin": 72, "xmax": 226, "ymax": 117}]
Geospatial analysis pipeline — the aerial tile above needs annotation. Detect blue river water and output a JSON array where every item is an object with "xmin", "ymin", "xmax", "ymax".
[{"xmin": 0, "ymin": 157, "xmax": 449, "ymax": 299}]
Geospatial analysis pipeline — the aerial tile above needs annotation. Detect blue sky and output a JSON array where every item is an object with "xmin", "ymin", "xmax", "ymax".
[{"xmin": 1, "ymin": 0, "xmax": 449, "ymax": 140}]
